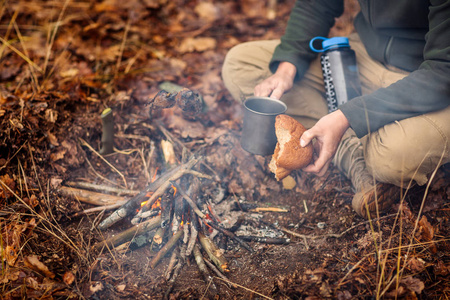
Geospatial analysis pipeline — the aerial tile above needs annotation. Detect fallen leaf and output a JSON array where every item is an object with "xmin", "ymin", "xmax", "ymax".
[
  {"xmin": 50, "ymin": 149, "xmax": 67, "ymax": 162},
  {"xmin": 63, "ymin": 271, "xmax": 75, "ymax": 285},
  {"xmin": 418, "ymin": 215, "xmax": 434, "ymax": 241},
  {"xmin": 59, "ymin": 68, "xmax": 79, "ymax": 78},
  {"xmin": 417, "ymin": 215, "xmax": 437, "ymax": 253},
  {"xmin": 434, "ymin": 260, "xmax": 450, "ymax": 276},
  {"xmin": 401, "ymin": 276, "xmax": 425, "ymax": 294},
  {"xmin": 194, "ymin": 2, "xmax": 221, "ymax": 22},
  {"xmin": 45, "ymin": 109, "xmax": 58, "ymax": 123},
  {"xmin": 177, "ymin": 37, "xmax": 217, "ymax": 53},
  {"xmin": 90, "ymin": 281, "xmax": 104, "ymax": 293},
  {"xmin": 357, "ymin": 230, "xmax": 381, "ymax": 249},
  {"xmin": 408, "ymin": 257, "xmax": 426, "ymax": 273},
  {"xmin": 47, "ymin": 131, "xmax": 59, "ymax": 146},
  {"xmin": 24, "ymin": 255, "xmax": 55, "ymax": 279},
  {"xmin": 0, "ymin": 174, "xmax": 16, "ymax": 199}
]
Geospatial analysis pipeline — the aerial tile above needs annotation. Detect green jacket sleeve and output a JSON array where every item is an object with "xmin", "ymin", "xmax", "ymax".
[
  {"xmin": 340, "ymin": 0, "xmax": 450, "ymax": 138},
  {"xmin": 269, "ymin": 0, "xmax": 344, "ymax": 81}
]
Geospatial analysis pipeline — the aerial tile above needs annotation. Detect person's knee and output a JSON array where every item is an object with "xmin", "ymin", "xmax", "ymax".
[
  {"xmin": 222, "ymin": 43, "xmax": 257, "ymax": 78},
  {"xmin": 222, "ymin": 42, "xmax": 271, "ymax": 101},
  {"xmin": 364, "ymin": 122, "xmax": 448, "ymax": 186},
  {"xmin": 364, "ymin": 133, "xmax": 415, "ymax": 186},
  {"xmin": 222, "ymin": 44, "xmax": 249, "ymax": 101}
]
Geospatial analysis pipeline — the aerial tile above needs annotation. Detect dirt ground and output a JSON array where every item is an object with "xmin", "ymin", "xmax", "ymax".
[{"xmin": 1, "ymin": 0, "xmax": 449, "ymax": 299}]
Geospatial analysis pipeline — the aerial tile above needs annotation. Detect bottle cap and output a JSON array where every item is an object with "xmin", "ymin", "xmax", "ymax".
[
  {"xmin": 323, "ymin": 37, "xmax": 349, "ymax": 50},
  {"xmin": 310, "ymin": 36, "xmax": 350, "ymax": 52}
]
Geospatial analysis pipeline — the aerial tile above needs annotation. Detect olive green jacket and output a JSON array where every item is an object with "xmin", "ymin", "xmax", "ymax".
[{"xmin": 270, "ymin": 0, "xmax": 450, "ymax": 137}]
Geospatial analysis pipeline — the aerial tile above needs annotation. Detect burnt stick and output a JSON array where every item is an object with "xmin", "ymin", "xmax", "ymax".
[
  {"xmin": 193, "ymin": 244, "xmax": 218, "ymax": 294},
  {"xmin": 150, "ymin": 230, "xmax": 183, "ymax": 269},
  {"xmin": 170, "ymin": 181, "xmax": 205, "ymax": 219},
  {"xmin": 229, "ymin": 216, "xmax": 245, "ymax": 233},
  {"xmin": 163, "ymin": 260, "xmax": 184, "ymax": 300},
  {"xmin": 239, "ymin": 235, "xmax": 291, "ymax": 245},
  {"xmin": 95, "ymin": 215, "xmax": 161, "ymax": 250},
  {"xmin": 186, "ymin": 210, "xmax": 199, "ymax": 257},
  {"xmin": 165, "ymin": 248, "xmax": 179, "ymax": 281},
  {"xmin": 205, "ymin": 221, "xmax": 254, "ymax": 253},
  {"xmin": 198, "ymin": 232, "xmax": 228, "ymax": 273},
  {"xmin": 98, "ymin": 156, "xmax": 201, "ymax": 230}
]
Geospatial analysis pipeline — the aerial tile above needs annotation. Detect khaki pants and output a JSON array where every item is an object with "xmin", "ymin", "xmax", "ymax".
[{"xmin": 222, "ymin": 34, "xmax": 450, "ymax": 187}]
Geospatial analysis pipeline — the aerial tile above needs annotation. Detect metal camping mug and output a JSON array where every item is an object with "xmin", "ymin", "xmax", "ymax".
[{"xmin": 240, "ymin": 97, "xmax": 287, "ymax": 156}]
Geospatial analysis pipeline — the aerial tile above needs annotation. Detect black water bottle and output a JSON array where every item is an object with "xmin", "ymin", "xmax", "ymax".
[{"xmin": 310, "ymin": 37, "xmax": 362, "ymax": 113}]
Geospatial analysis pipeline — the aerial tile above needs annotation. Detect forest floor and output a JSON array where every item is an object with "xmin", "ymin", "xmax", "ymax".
[{"xmin": 0, "ymin": 0, "xmax": 449, "ymax": 299}]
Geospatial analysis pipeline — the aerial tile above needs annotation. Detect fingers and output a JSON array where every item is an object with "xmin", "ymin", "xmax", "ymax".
[
  {"xmin": 269, "ymin": 87, "xmax": 284, "ymax": 100},
  {"xmin": 303, "ymin": 152, "xmax": 332, "ymax": 176},
  {"xmin": 302, "ymin": 139, "xmax": 333, "ymax": 176},
  {"xmin": 254, "ymin": 75, "xmax": 291, "ymax": 99},
  {"xmin": 254, "ymin": 83, "xmax": 272, "ymax": 97},
  {"xmin": 300, "ymin": 130, "xmax": 314, "ymax": 147}
]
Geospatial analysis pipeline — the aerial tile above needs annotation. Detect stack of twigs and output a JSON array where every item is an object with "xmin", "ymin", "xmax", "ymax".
[{"xmin": 92, "ymin": 154, "xmax": 251, "ymax": 297}]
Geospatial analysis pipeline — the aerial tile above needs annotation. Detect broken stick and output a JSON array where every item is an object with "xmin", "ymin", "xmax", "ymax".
[
  {"xmin": 198, "ymin": 232, "xmax": 228, "ymax": 273},
  {"xmin": 193, "ymin": 244, "xmax": 218, "ymax": 294},
  {"xmin": 150, "ymin": 230, "xmax": 183, "ymax": 269},
  {"xmin": 95, "ymin": 215, "xmax": 161, "ymax": 250},
  {"xmin": 98, "ymin": 156, "xmax": 201, "ymax": 230},
  {"xmin": 170, "ymin": 181, "xmax": 205, "ymax": 219},
  {"xmin": 61, "ymin": 186, "xmax": 125, "ymax": 206}
]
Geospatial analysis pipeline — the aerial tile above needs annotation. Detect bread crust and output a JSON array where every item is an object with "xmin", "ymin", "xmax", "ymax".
[{"xmin": 270, "ymin": 115, "xmax": 313, "ymax": 180}]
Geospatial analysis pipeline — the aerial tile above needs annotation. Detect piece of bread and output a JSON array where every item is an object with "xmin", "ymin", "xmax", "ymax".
[{"xmin": 269, "ymin": 115, "xmax": 313, "ymax": 180}]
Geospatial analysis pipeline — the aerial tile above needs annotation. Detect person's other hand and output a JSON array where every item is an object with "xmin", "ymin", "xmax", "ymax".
[
  {"xmin": 300, "ymin": 110, "xmax": 350, "ymax": 176},
  {"xmin": 254, "ymin": 62, "xmax": 296, "ymax": 99}
]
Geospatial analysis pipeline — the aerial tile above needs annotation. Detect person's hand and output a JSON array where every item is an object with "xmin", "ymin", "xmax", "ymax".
[
  {"xmin": 300, "ymin": 110, "xmax": 350, "ymax": 176},
  {"xmin": 254, "ymin": 62, "xmax": 296, "ymax": 99}
]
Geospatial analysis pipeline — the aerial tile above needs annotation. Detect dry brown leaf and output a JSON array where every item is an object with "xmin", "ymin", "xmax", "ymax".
[
  {"xmin": 63, "ymin": 271, "xmax": 76, "ymax": 285},
  {"xmin": 90, "ymin": 281, "xmax": 104, "ymax": 293},
  {"xmin": 434, "ymin": 260, "xmax": 450, "ymax": 276},
  {"xmin": 4, "ymin": 220, "xmax": 31, "ymax": 266},
  {"xmin": 0, "ymin": 174, "xmax": 16, "ymax": 199},
  {"xmin": 94, "ymin": 0, "xmax": 117, "ymax": 12},
  {"xmin": 401, "ymin": 276, "xmax": 425, "ymax": 295},
  {"xmin": 408, "ymin": 257, "xmax": 426, "ymax": 273},
  {"xmin": 5, "ymin": 244, "xmax": 19, "ymax": 266},
  {"xmin": 0, "ymin": 268, "xmax": 21, "ymax": 284},
  {"xmin": 194, "ymin": 2, "xmax": 221, "ymax": 22},
  {"xmin": 47, "ymin": 131, "xmax": 59, "ymax": 147},
  {"xmin": 24, "ymin": 195, "xmax": 39, "ymax": 208},
  {"xmin": 357, "ymin": 231, "xmax": 381, "ymax": 249},
  {"xmin": 177, "ymin": 37, "xmax": 217, "ymax": 53},
  {"xmin": 24, "ymin": 255, "xmax": 55, "ymax": 279},
  {"xmin": 61, "ymin": 140, "xmax": 82, "ymax": 166},
  {"xmin": 26, "ymin": 277, "xmax": 40, "ymax": 290},
  {"xmin": 101, "ymin": 45, "xmax": 121, "ymax": 62},
  {"xmin": 161, "ymin": 140, "xmax": 176, "ymax": 165},
  {"xmin": 45, "ymin": 109, "xmax": 58, "ymax": 123},
  {"xmin": 59, "ymin": 68, "xmax": 79, "ymax": 78},
  {"xmin": 417, "ymin": 215, "xmax": 437, "ymax": 253},
  {"xmin": 418, "ymin": 215, "xmax": 434, "ymax": 241},
  {"xmin": 50, "ymin": 149, "xmax": 67, "ymax": 162}
]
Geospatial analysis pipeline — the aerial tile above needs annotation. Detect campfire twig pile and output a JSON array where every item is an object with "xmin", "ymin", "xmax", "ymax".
[
  {"xmin": 89, "ymin": 89, "xmax": 261, "ymax": 297},
  {"xmin": 94, "ymin": 152, "xmax": 252, "ymax": 297}
]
